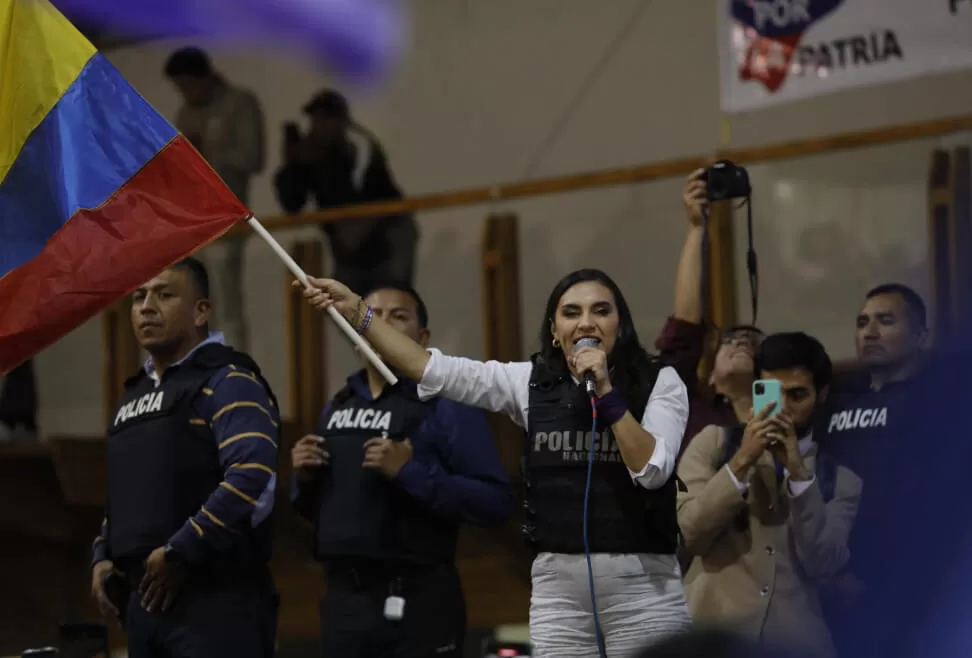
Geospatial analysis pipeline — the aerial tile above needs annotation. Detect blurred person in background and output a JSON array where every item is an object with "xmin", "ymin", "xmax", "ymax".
[
  {"xmin": 297, "ymin": 268, "xmax": 692, "ymax": 657},
  {"xmin": 274, "ymin": 89, "xmax": 418, "ymax": 294},
  {"xmin": 654, "ymin": 169, "xmax": 764, "ymax": 451},
  {"xmin": 290, "ymin": 282, "xmax": 513, "ymax": 658},
  {"xmin": 164, "ymin": 47, "xmax": 266, "ymax": 351},
  {"xmin": 90, "ymin": 258, "xmax": 279, "ymax": 658},
  {"xmin": 0, "ymin": 358, "xmax": 38, "ymax": 442},
  {"xmin": 677, "ymin": 332, "xmax": 860, "ymax": 658}
]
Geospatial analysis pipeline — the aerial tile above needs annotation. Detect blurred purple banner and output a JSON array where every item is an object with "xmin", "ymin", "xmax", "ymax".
[{"xmin": 51, "ymin": 0, "xmax": 405, "ymax": 82}]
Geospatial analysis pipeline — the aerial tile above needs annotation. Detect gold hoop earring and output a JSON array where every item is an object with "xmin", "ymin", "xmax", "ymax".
[{"xmin": 552, "ymin": 337, "xmax": 561, "ymax": 349}]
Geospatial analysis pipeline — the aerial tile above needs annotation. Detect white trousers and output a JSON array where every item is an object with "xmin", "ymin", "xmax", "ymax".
[{"xmin": 529, "ymin": 552, "xmax": 691, "ymax": 658}]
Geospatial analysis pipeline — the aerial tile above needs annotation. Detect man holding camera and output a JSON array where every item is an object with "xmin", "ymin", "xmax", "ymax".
[{"xmin": 274, "ymin": 90, "xmax": 418, "ymax": 293}]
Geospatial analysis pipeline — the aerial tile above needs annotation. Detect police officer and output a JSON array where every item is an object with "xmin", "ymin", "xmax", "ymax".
[
  {"xmin": 816, "ymin": 283, "xmax": 928, "ymax": 647},
  {"xmin": 819, "ymin": 283, "xmax": 928, "ymax": 499},
  {"xmin": 298, "ymin": 269, "xmax": 692, "ymax": 657},
  {"xmin": 89, "ymin": 258, "xmax": 280, "ymax": 658},
  {"xmin": 290, "ymin": 283, "xmax": 513, "ymax": 658}
]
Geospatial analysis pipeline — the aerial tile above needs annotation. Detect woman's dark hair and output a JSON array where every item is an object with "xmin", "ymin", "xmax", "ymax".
[{"xmin": 537, "ymin": 268, "xmax": 657, "ymax": 411}]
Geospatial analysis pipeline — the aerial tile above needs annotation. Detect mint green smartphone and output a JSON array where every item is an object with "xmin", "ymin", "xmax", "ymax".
[{"xmin": 753, "ymin": 379, "xmax": 782, "ymax": 417}]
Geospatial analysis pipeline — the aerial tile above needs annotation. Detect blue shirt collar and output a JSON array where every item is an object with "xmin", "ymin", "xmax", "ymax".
[
  {"xmin": 145, "ymin": 331, "xmax": 226, "ymax": 380},
  {"xmin": 347, "ymin": 368, "xmax": 417, "ymax": 402}
]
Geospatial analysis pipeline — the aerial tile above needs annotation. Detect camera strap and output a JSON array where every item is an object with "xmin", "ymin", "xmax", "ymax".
[{"xmin": 745, "ymin": 197, "xmax": 758, "ymax": 325}]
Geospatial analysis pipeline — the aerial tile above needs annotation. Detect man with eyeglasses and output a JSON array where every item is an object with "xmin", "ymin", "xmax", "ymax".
[{"xmin": 655, "ymin": 170, "xmax": 765, "ymax": 451}]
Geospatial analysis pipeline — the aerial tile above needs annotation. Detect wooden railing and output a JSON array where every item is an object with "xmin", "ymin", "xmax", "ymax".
[{"xmin": 227, "ymin": 113, "xmax": 972, "ymax": 235}]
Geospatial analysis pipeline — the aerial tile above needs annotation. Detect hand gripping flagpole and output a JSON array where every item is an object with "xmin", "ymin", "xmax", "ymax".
[{"xmin": 246, "ymin": 216, "xmax": 399, "ymax": 385}]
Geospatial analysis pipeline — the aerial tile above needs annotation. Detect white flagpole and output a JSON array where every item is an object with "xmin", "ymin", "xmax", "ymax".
[{"xmin": 246, "ymin": 216, "xmax": 398, "ymax": 386}]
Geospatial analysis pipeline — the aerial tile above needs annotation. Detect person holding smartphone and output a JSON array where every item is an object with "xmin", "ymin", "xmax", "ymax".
[{"xmin": 676, "ymin": 332, "xmax": 861, "ymax": 658}]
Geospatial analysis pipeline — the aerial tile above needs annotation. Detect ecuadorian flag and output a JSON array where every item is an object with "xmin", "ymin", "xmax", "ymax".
[{"xmin": 0, "ymin": 0, "xmax": 249, "ymax": 374}]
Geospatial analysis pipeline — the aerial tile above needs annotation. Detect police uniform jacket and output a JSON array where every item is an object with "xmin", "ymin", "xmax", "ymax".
[
  {"xmin": 677, "ymin": 424, "xmax": 862, "ymax": 658},
  {"xmin": 292, "ymin": 370, "xmax": 512, "ymax": 565},
  {"xmin": 523, "ymin": 355, "xmax": 679, "ymax": 555},
  {"xmin": 94, "ymin": 336, "xmax": 280, "ymax": 574}
]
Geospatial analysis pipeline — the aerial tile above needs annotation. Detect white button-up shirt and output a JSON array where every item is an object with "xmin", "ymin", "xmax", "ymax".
[{"xmin": 417, "ymin": 348, "xmax": 690, "ymax": 489}]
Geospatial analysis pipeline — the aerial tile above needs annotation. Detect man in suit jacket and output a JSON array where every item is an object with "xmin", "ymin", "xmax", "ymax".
[{"xmin": 677, "ymin": 332, "xmax": 861, "ymax": 658}]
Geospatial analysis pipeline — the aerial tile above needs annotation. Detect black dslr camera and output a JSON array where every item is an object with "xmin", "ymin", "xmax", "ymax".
[{"xmin": 700, "ymin": 159, "xmax": 751, "ymax": 201}]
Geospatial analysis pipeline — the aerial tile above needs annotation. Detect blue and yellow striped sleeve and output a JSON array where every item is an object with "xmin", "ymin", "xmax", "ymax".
[{"xmin": 167, "ymin": 365, "xmax": 279, "ymax": 563}]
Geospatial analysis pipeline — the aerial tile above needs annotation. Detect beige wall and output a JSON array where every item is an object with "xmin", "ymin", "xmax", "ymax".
[{"xmin": 33, "ymin": 1, "xmax": 972, "ymax": 435}]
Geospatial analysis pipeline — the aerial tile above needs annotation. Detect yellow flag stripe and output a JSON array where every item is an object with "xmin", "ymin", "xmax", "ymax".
[{"xmin": 0, "ymin": 0, "xmax": 96, "ymax": 186}]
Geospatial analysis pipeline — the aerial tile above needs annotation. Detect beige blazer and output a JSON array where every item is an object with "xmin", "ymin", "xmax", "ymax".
[{"xmin": 677, "ymin": 425, "xmax": 862, "ymax": 658}]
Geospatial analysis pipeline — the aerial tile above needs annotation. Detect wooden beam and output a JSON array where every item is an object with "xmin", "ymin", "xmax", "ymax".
[
  {"xmin": 101, "ymin": 300, "xmax": 140, "ymax": 428},
  {"xmin": 696, "ymin": 200, "xmax": 738, "ymax": 390},
  {"xmin": 225, "ymin": 113, "xmax": 972, "ymax": 236},
  {"xmin": 950, "ymin": 147, "xmax": 971, "ymax": 330},
  {"xmin": 283, "ymin": 240, "xmax": 327, "ymax": 431},
  {"xmin": 928, "ymin": 149, "xmax": 955, "ymax": 341},
  {"xmin": 480, "ymin": 213, "xmax": 523, "ymax": 473}
]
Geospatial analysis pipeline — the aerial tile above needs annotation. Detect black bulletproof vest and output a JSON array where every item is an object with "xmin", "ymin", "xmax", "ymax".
[
  {"xmin": 106, "ymin": 344, "xmax": 277, "ymax": 566},
  {"xmin": 818, "ymin": 373, "xmax": 918, "ymax": 478},
  {"xmin": 314, "ymin": 382, "xmax": 458, "ymax": 564},
  {"xmin": 523, "ymin": 356, "xmax": 678, "ymax": 555}
]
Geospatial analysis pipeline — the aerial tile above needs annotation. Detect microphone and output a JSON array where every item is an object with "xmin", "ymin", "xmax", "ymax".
[{"xmin": 574, "ymin": 337, "xmax": 600, "ymax": 397}]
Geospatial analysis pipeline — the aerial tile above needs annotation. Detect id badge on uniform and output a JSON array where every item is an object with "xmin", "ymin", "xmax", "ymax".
[
  {"xmin": 383, "ymin": 595, "xmax": 405, "ymax": 621},
  {"xmin": 384, "ymin": 577, "xmax": 405, "ymax": 621}
]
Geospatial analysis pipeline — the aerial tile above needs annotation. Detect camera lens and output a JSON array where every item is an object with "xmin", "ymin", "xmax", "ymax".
[{"xmin": 754, "ymin": 383, "xmax": 764, "ymax": 394}]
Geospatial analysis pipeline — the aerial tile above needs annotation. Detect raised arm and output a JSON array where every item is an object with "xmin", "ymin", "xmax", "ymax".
[
  {"xmin": 654, "ymin": 170, "xmax": 710, "ymax": 390},
  {"xmin": 673, "ymin": 169, "xmax": 708, "ymax": 324},
  {"xmin": 299, "ymin": 277, "xmax": 531, "ymax": 425}
]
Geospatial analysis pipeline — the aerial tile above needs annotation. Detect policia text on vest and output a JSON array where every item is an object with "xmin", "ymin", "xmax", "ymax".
[
  {"xmin": 292, "ymin": 370, "xmax": 513, "ymax": 658},
  {"xmin": 93, "ymin": 340, "xmax": 281, "ymax": 658}
]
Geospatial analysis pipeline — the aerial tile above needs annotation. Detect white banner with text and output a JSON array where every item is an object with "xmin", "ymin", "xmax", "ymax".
[{"xmin": 718, "ymin": 0, "xmax": 972, "ymax": 113}]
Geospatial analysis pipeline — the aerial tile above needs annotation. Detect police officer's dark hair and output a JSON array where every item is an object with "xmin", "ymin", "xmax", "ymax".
[
  {"xmin": 164, "ymin": 47, "xmax": 212, "ymax": 78},
  {"xmin": 172, "ymin": 257, "xmax": 210, "ymax": 300},
  {"xmin": 754, "ymin": 331, "xmax": 832, "ymax": 392},
  {"xmin": 864, "ymin": 282, "xmax": 927, "ymax": 330},
  {"xmin": 361, "ymin": 282, "xmax": 429, "ymax": 328},
  {"xmin": 539, "ymin": 268, "xmax": 656, "ymax": 411}
]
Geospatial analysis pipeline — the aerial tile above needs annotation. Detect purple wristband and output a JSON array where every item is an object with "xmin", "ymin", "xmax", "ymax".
[
  {"xmin": 596, "ymin": 389, "xmax": 628, "ymax": 426},
  {"xmin": 358, "ymin": 305, "xmax": 374, "ymax": 334}
]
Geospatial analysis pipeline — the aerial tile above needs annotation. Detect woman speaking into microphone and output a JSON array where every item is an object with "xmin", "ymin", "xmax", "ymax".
[{"xmin": 299, "ymin": 268, "xmax": 691, "ymax": 657}]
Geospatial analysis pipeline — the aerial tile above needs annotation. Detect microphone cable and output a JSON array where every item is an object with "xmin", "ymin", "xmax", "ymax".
[{"xmin": 584, "ymin": 392, "xmax": 608, "ymax": 658}]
